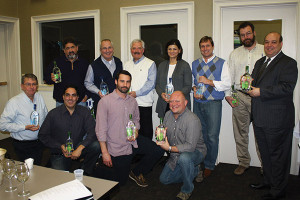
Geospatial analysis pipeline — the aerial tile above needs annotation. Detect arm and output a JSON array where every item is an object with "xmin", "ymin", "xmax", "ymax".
[
  {"xmin": 135, "ymin": 62, "xmax": 157, "ymax": 97},
  {"xmin": 100, "ymin": 141, "xmax": 112, "ymax": 167},
  {"xmin": 0, "ymin": 102, "xmax": 27, "ymax": 132},
  {"xmin": 84, "ymin": 65, "xmax": 101, "ymax": 95},
  {"xmin": 212, "ymin": 62, "xmax": 231, "ymax": 92}
]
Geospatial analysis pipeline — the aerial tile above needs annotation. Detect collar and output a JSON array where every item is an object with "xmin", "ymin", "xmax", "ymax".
[
  {"xmin": 133, "ymin": 55, "xmax": 145, "ymax": 64},
  {"xmin": 21, "ymin": 91, "xmax": 36, "ymax": 104},
  {"xmin": 60, "ymin": 104, "xmax": 78, "ymax": 115},
  {"xmin": 64, "ymin": 55, "xmax": 79, "ymax": 63},
  {"xmin": 101, "ymin": 56, "xmax": 114, "ymax": 65},
  {"xmin": 112, "ymin": 89, "xmax": 131, "ymax": 100},
  {"xmin": 266, "ymin": 50, "xmax": 282, "ymax": 62},
  {"xmin": 202, "ymin": 54, "xmax": 215, "ymax": 64}
]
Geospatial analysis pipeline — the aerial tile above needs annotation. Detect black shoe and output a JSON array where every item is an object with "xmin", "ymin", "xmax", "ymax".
[
  {"xmin": 261, "ymin": 193, "xmax": 285, "ymax": 200},
  {"xmin": 250, "ymin": 183, "xmax": 270, "ymax": 190}
]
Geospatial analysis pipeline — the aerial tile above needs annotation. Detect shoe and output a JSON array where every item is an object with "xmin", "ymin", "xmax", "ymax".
[
  {"xmin": 250, "ymin": 183, "xmax": 270, "ymax": 190},
  {"xmin": 176, "ymin": 191, "xmax": 191, "ymax": 200},
  {"xmin": 234, "ymin": 165, "xmax": 248, "ymax": 175},
  {"xmin": 195, "ymin": 168, "xmax": 203, "ymax": 183},
  {"xmin": 129, "ymin": 171, "xmax": 148, "ymax": 187},
  {"xmin": 261, "ymin": 193, "xmax": 285, "ymax": 200},
  {"xmin": 204, "ymin": 168, "xmax": 212, "ymax": 177}
]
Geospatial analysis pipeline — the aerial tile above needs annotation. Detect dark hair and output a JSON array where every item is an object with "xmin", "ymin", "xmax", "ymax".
[
  {"xmin": 238, "ymin": 21, "xmax": 255, "ymax": 35},
  {"xmin": 264, "ymin": 32, "xmax": 283, "ymax": 43},
  {"xmin": 116, "ymin": 70, "xmax": 132, "ymax": 81},
  {"xmin": 199, "ymin": 36, "xmax": 214, "ymax": 47},
  {"xmin": 165, "ymin": 39, "xmax": 183, "ymax": 61},
  {"xmin": 63, "ymin": 85, "xmax": 79, "ymax": 96},
  {"xmin": 22, "ymin": 73, "xmax": 38, "ymax": 84},
  {"xmin": 62, "ymin": 37, "xmax": 78, "ymax": 49}
]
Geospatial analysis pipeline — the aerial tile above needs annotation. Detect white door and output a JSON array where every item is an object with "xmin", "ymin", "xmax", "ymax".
[{"xmin": 217, "ymin": 4, "xmax": 297, "ymax": 168}]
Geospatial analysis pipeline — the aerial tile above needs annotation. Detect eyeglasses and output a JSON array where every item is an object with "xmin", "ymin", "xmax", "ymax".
[
  {"xmin": 101, "ymin": 47, "xmax": 113, "ymax": 51},
  {"xmin": 23, "ymin": 83, "xmax": 37, "ymax": 87},
  {"xmin": 240, "ymin": 32, "xmax": 253, "ymax": 38}
]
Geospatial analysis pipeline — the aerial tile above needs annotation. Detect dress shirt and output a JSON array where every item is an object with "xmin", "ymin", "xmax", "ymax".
[
  {"xmin": 85, "ymin": 57, "xmax": 117, "ymax": 95},
  {"xmin": 163, "ymin": 108, "xmax": 207, "ymax": 170},
  {"xmin": 96, "ymin": 90, "xmax": 140, "ymax": 157},
  {"xmin": 132, "ymin": 56, "xmax": 157, "ymax": 97},
  {"xmin": 0, "ymin": 92, "xmax": 48, "ymax": 140},
  {"xmin": 226, "ymin": 43, "xmax": 265, "ymax": 96},
  {"xmin": 38, "ymin": 104, "xmax": 96, "ymax": 153}
]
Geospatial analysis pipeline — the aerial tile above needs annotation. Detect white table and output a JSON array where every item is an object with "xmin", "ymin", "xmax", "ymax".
[{"xmin": 0, "ymin": 164, "xmax": 118, "ymax": 200}]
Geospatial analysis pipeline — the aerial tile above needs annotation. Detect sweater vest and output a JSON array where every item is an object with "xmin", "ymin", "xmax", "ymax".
[
  {"xmin": 195, "ymin": 56, "xmax": 225, "ymax": 102},
  {"xmin": 124, "ymin": 57, "xmax": 154, "ymax": 107}
]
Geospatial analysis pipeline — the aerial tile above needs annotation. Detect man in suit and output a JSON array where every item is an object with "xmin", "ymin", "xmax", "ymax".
[{"xmin": 249, "ymin": 32, "xmax": 298, "ymax": 200}]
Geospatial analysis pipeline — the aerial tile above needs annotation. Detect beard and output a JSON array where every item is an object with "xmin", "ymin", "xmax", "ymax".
[
  {"xmin": 117, "ymin": 86, "xmax": 129, "ymax": 94},
  {"xmin": 241, "ymin": 35, "xmax": 255, "ymax": 47},
  {"xmin": 67, "ymin": 52, "xmax": 77, "ymax": 60}
]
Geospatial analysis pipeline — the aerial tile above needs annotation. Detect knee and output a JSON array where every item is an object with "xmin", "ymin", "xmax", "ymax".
[
  {"xmin": 159, "ymin": 173, "xmax": 169, "ymax": 185},
  {"xmin": 178, "ymin": 152, "xmax": 193, "ymax": 165},
  {"xmin": 88, "ymin": 141, "xmax": 101, "ymax": 153}
]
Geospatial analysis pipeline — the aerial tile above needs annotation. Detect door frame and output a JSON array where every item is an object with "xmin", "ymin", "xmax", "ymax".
[
  {"xmin": 120, "ymin": 2, "xmax": 194, "ymax": 63},
  {"xmin": 213, "ymin": 0, "xmax": 300, "ymax": 175}
]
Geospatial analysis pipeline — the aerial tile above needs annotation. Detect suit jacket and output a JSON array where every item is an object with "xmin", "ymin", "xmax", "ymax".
[
  {"xmin": 155, "ymin": 59, "xmax": 192, "ymax": 118},
  {"xmin": 251, "ymin": 52, "xmax": 298, "ymax": 128}
]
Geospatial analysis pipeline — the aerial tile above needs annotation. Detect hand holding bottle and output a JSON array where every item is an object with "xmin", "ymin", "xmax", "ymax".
[
  {"xmin": 61, "ymin": 145, "xmax": 71, "ymax": 158},
  {"xmin": 25, "ymin": 125, "xmax": 39, "ymax": 131},
  {"xmin": 225, "ymin": 96, "xmax": 238, "ymax": 108},
  {"xmin": 161, "ymin": 93, "xmax": 170, "ymax": 103}
]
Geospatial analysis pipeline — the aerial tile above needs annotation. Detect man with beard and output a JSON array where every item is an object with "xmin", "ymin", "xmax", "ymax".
[
  {"xmin": 44, "ymin": 37, "xmax": 89, "ymax": 107},
  {"xmin": 225, "ymin": 22, "xmax": 264, "ymax": 175},
  {"xmin": 96, "ymin": 70, "xmax": 164, "ymax": 187}
]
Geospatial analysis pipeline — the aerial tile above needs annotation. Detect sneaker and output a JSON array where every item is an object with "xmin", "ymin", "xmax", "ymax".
[
  {"xmin": 195, "ymin": 168, "xmax": 203, "ymax": 183},
  {"xmin": 204, "ymin": 168, "xmax": 212, "ymax": 178},
  {"xmin": 176, "ymin": 192, "xmax": 191, "ymax": 200},
  {"xmin": 234, "ymin": 165, "xmax": 248, "ymax": 175},
  {"xmin": 129, "ymin": 171, "xmax": 148, "ymax": 187}
]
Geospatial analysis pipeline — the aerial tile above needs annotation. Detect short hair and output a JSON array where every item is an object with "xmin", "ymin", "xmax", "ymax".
[
  {"xmin": 165, "ymin": 39, "xmax": 183, "ymax": 61},
  {"xmin": 22, "ymin": 73, "xmax": 38, "ymax": 85},
  {"xmin": 63, "ymin": 85, "xmax": 79, "ymax": 97},
  {"xmin": 100, "ymin": 39, "xmax": 114, "ymax": 49},
  {"xmin": 238, "ymin": 21, "xmax": 255, "ymax": 35},
  {"xmin": 130, "ymin": 39, "xmax": 145, "ymax": 49},
  {"xmin": 264, "ymin": 32, "xmax": 283, "ymax": 43},
  {"xmin": 62, "ymin": 37, "xmax": 78, "ymax": 49},
  {"xmin": 199, "ymin": 36, "xmax": 214, "ymax": 47},
  {"xmin": 115, "ymin": 70, "xmax": 132, "ymax": 81}
]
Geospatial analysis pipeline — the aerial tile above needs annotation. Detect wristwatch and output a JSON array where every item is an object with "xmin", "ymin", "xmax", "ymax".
[{"xmin": 168, "ymin": 146, "xmax": 172, "ymax": 153}]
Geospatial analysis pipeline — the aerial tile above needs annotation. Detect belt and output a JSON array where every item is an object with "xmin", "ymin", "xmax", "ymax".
[{"xmin": 13, "ymin": 138, "xmax": 39, "ymax": 143}]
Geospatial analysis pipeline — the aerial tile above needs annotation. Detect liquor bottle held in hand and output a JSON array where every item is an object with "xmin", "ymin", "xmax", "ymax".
[
  {"xmin": 195, "ymin": 83, "xmax": 205, "ymax": 99},
  {"xmin": 100, "ymin": 78, "xmax": 109, "ymax": 96},
  {"xmin": 231, "ymin": 84, "xmax": 238, "ymax": 106},
  {"xmin": 165, "ymin": 78, "xmax": 174, "ymax": 99},
  {"xmin": 65, "ymin": 131, "xmax": 74, "ymax": 156},
  {"xmin": 30, "ymin": 104, "xmax": 39, "ymax": 126},
  {"xmin": 52, "ymin": 61, "xmax": 62, "ymax": 83},
  {"xmin": 241, "ymin": 66, "xmax": 252, "ymax": 92},
  {"xmin": 126, "ymin": 114, "xmax": 136, "ymax": 140},
  {"xmin": 156, "ymin": 118, "xmax": 166, "ymax": 143}
]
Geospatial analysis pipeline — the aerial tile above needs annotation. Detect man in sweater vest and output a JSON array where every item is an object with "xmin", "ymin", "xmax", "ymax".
[
  {"xmin": 192, "ymin": 36, "xmax": 231, "ymax": 178},
  {"xmin": 84, "ymin": 39, "xmax": 123, "ymax": 114},
  {"xmin": 124, "ymin": 39, "xmax": 157, "ymax": 140}
]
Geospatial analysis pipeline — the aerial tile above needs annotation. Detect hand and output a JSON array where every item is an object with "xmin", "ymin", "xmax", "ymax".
[
  {"xmin": 102, "ymin": 152, "xmax": 113, "ymax": 167},
  {"xmin": 71, "ymin": 145, "xmax": 84, "ymax": 160},
  {"xmin": 156, "ymin": 136, "xmax": 170, "ymax": 151},
  {"xmin": 81, "ymin": 95, "xmax": 88, "ymax": 102},
  {"xmin": 51, "ymin": 73, "xmax": 56, "ymax": 82},
  {"xmin": 128, "ymin": 129, "xmax": 139, "ymax": 142},
  {"xmin": 161, "ymin": 93, "xmax": 170, "ymax": 103},
  {"xmin": 25, "ymin": 125, "xmax": 40, "ymax": 131},
  {"xmin": 225, "ymin": 96, "xmax": 238, "ymax": 108},
  {"xmin": 61, "ymin": 145, "xmax": 71, "ymax": 158},
  {"xmin": 98, "ymin": 91, "xmax": 104, "ymax": 98},
  {"xmin": 129, "ymin": 91, "xmax": 137, "ymax": 98},
  {"xmin": 248, "ymin": 86, "xmax": 260, "ymax": 97}
]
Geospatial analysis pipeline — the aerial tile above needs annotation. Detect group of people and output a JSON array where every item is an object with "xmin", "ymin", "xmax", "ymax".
[{"xmin": 0, "ymin": 21, "xmax": 297, "ymax": 200}]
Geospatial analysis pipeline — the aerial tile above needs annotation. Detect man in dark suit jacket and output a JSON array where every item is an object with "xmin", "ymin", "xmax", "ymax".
[{"xmin": 249, "ymin": 32, "xmax": 298, "ymax": 200}]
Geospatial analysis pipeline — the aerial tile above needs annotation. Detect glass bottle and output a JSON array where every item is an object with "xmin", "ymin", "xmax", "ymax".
[
  {"xmin": 241, "ymin": 66, "xmax": 252, "ymax": 92},
  {"xmin": 165, "ymin": 78, "xmax": 174, "ymax": 99},
  {"xmin": 156, "ymin": 118, "xmax": 166, "ymax": 143},
  {"xmin": 231, "ymin": 84, "xmax": 238, "ymax": 106},
  {"xmin": 126, "ymin": 114, "xmax": 136, "ymax": 140},
  {"xmin": 195, "ymin": 82, "xmax": 205, "ymax": 99},
  {"xmin": 86, "ymin": 98, "xmax": 95, "ymax": 119},
  {"xmin": 100, "ymin": 78, "xmax": 109, "ymax": 96},
  {"xmin": 65, "ymin": 131, "xmax": 73, "ymax": 156},
  {"xmin": 52, "ymin": 61, "xmax": 62, "ymax": 83},
  {"xmin": 30, "ymin": 104, "xmax": 39, "ymax": 126}
]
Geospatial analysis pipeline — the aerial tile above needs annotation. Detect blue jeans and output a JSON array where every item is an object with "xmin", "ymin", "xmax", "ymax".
[
  {"xmin": 50, "ymin": 141, "xmax": 100, "ymax": 175},
  {"xmin": 193, "ymin": 100, "xmax": 222, "ymax": 170},
  {"xmin": 160, "ymin": 150, "xmax": 204, "ymax": 194},
  {"xmin": 56, "ymin": 101, "xmax": 87, "ymax": 107}
]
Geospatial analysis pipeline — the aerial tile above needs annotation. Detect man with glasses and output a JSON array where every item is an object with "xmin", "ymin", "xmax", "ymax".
[
  {"xmin": 225, "ymin": 21, "xmax": 264, "ymax": 175},
  {"xmin": 44, "ymin": 37, "xmax": 89, "ymax": 107},
  {"xmin": 39, "ymin": 86, "xmax": 100, "ymax": 175},
  {"xmin": 0, "ymin": 74, "xmax": 48, "ymax": 165},
  {"xmin": 85, "ymin": 39, "xmax": 123, "ymax": 114}
]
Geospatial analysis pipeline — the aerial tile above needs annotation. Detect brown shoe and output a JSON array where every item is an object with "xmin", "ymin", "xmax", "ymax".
[
  {"xmin": 204, "ymin": 168, "xmax": 212, "ymax": 178},
  {"xmin": 176, "ymin": 192, "xmax": 191, "ymax": 200},
  {"xmin": 234, "ymin": 165, "xmax": 248, "ymax": 175},
  {"xmin": 129, "ymin": 171, "xmax": 148, "ymax": 187},
  {"xmin": 195, "ymin": 168, "xmax": 203, "ymax": 183}
]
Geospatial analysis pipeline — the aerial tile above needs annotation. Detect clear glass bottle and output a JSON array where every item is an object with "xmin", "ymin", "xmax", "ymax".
[
  {"xmin": 30, "ymin": 104, "xmax": 39, "ymax": 126},
  {"xmin": 65, "ymin": 131, "xmax": 73, "ymax": 156},
  {"xmin": 52, "ymin": 61, "xmax": 62, "ymax": 83},
  {"xmin": 86, "ymin": 99, "xmax": 95, "ymax": 119},
  {"xmin": 100, "ymin": 78, "xmax": 109, "ymax": 96},
  {"xmin": 156, "ymin": 118, "xmax": 166, "ymax": 143},
  {"xmin": 241, "ymin": 66, "xmax": 252, "ymax": 92},
  {"xmin": 195, "ymin": 82, "xmax": 205, "ymax": 99},
  {"xmin": 126, "ymin": 114, "xmax": 136, "ymax": 140},
  {"xmin": 165, "ymin": 78, "xmax": 174, "ymax": 99},
  {"xmin": 231, "ymin": 84, "xmax": 238, "ymax": 106}
]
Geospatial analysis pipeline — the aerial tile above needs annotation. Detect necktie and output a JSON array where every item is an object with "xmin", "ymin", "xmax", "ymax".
[{"xmin": 257, "ymin": 57, "xmax": 271, "ymax": 80}]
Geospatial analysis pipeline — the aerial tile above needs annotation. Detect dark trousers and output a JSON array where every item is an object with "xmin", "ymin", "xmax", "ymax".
[
  {"xmin": 111, "ymin": 135, "xmax": 164, "ymax": 185},
  {"xmin": 253, "ymin": 124, "xmax": 293, "ymax": 197},
  {"xmin": 12, "ymin": 139, "xmax": 43, "ymax": 165},
  {"xmin": 138, "ymin": 106, "xmax": 153, "ymax": 140}
]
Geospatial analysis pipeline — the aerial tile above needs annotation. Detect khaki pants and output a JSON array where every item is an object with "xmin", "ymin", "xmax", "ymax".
[{"xmin": 232, "ymin": 91, "xmax": 261, "ymax": 168}]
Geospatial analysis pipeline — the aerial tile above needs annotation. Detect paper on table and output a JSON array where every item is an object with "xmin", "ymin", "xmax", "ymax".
[{"xmin": 29, "ymin": 179, "xmax": 93, "ymax": 200}]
